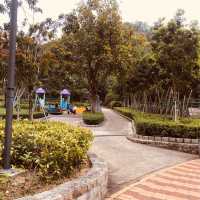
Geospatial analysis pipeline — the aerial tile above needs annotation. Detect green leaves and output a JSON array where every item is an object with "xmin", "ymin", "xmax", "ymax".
[
  {"xmin": 115, "ymin": 107, "xmax": 200, "ymax": 139},
  {"xmin": 83, "ymin": 111, "xmax": 104, "ymax": 125},
  {"xmin": 151, "ymin": 10, "xmax": 200, "ymax": 93},
  {"xmin": 0, "ymin": 121, "xmax": 93, "ymax": 180}
]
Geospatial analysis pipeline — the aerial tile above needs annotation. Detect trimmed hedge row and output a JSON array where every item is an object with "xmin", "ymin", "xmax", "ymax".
[
  {"xmin": 0, "ymin": 112, "xmax": 47, "ymax": 119},
  {"xmin": 0, "ymin": 121, "xmax": 93, "ymax": 180},
  {"xmin": 109, "ymin": 101, "xmax": 122, "ymax": 108},
  {"xmin": 115, "ymin": 107, "xmax": 200, "ymax": 139},
  {"xmin": 82, "ymin": 112, "xmax": 104, "ymax": 125}
]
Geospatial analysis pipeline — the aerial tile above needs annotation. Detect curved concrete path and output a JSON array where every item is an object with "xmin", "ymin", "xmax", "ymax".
[{"xmin": 48, "ymin": 108, "xmax": 197, "ymax": 197}]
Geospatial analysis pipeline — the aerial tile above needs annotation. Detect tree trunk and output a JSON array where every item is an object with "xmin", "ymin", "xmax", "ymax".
[
  {"xmin": 28, "ymin": 92, "xmax": 33, "ymax": 120},
  {"xmin": 90, "ymin": 94, "xmax": 101, "ymax": 113},
  {"xmin": 3, "ymin": 79, "xmax": 6, "ymax": 108},
  {"xmin": 16, "ymin": 104, "xmax": 20, "ymax": 120}
]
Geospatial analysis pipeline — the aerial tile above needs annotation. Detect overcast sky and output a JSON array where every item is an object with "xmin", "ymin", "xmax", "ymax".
[{"xmin": 1, "ymin": 0, "xmax": 200, "ymax": 26}]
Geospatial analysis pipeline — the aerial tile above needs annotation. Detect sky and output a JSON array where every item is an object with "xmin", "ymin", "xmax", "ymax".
[{"xmin": 1, "ymin": 0, "xmax": 200, "ymax": 26}]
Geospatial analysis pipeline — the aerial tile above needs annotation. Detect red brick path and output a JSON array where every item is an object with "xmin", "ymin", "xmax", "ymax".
[{"xmin": 109, "ymin": 159, "xmax": 200, "ymax": 200}]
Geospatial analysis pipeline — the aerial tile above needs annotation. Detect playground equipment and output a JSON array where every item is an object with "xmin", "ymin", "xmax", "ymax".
[
  {"xmin": 35, "ymin": 88, "xmax": 46, "ymax": 108},
  {"xmin": 60, "ymin": 89, "xmax": 71, "ymax": 111},
  {"xmin": 32, "ymin": 88, "xmax": 86, "ymax": 115},
  {"xmin": 33, "ymin": 88, "xmax": 47, "ymax": 119}
]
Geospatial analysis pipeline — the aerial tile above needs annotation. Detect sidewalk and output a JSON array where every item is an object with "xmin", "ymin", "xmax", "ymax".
[{"xmin": 109, "ymin": 159, "xmax": 200, "ymax": 200}]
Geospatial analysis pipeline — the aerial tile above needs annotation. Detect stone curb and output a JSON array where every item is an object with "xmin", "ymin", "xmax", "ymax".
[
  {"xmin": 113, "ymin": 109, "xmax": 200, "ymax": 155},
  {"xmin": 17, "ymin": 154, "xmax": 108, "ymax": 200},
  {"xmin": 127, "ymin": 136, "xmax": 199, "ymax": 155}
]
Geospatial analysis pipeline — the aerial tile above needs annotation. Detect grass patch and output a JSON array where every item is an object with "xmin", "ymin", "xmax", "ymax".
[
  {"xmin": 82, "ymin": 112, "xmax": 104, "ymax": 125},
  {"xmin": 115, "ymin": 107, "xmax": 200, "ymax": 138}
]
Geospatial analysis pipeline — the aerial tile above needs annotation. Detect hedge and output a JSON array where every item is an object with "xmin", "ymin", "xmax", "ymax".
[
  {"xmin": 82, "ymin": 112, "xmax": 104, "ymax": 125},
  {"xmin": 109, "ymin": 101, "xmax": 122, "ymax": 108},
  {"xmin": 0, "ymin": 112, "xmax": 48, "ymax": 119},
  {"xmin": 0, "ymin": 121, "xmax": 93, "ymax": 180},
  {"xmin": 114, "ymin": 107, "xmax": 200, "ymax": 139}
]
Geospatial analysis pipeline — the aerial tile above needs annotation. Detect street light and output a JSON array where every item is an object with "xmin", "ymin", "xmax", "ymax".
[{"xmin": 3, "ymin": 0, "xmax": 18, "ymax": 170}]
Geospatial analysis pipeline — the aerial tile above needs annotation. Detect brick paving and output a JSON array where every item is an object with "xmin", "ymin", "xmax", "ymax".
[{"xmin": 109, "ymin": 159, "xmax": 200, "ymax": 200}]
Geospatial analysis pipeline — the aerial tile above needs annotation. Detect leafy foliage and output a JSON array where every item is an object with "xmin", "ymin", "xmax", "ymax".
[
  {"xmin": 57, "ymin": 0, "xmax": 123, "ymax": 111},
  {"xmin": 151, "ymin": 10, "xmax": 200, "ymax": 93},
  {"xmin": 0, "ymin": 121, "xmax": 93, "ymax": 180},
  {"xmin": 115, "ymin": 107, "xmax": 200, "ymax": 139},
  {"xmin": 83, "ymin": 111, "xmax": 104, "ymax": 125},
  {"xmin": 1, "ymin": 0, "xmax": 200, "ymax": 114}
]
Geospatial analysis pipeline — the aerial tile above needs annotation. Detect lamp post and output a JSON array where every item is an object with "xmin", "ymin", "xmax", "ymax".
[{"xmin": 3, "ymin": 0, "xmax": 18, "ymax": 170}]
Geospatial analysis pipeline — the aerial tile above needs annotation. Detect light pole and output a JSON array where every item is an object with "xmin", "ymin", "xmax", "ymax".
[{"xmin": 3, "ymin": 0, "xmax": 18, "ymax": 170}]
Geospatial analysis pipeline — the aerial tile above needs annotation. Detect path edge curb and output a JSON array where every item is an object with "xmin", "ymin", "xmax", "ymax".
[
  {"xmin": 16, "ymin": 154, "xmax": 108, "ymax": 200},
  {"xmin": 113, "ymin": 109, "xmax": 200, "ymax": 155}
]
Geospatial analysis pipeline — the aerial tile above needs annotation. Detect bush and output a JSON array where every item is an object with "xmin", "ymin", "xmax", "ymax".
[
  {"xmin": 0, "ymin": 121, "xmax": 93, "ymax": 180},
  {"xmin": 109, "ymin": 101, "xmax": 122, "ymax": 108},
  {"xmin": 114, "ymin": 107, "xmax": 200, "ymax": 139},
  {"xmin": 83, "ymin": 112, "xmax": 104, "ymax": 125},
  {"xmin": 0, "ymin": 112, "xmax": 47, "ymax": 119}
]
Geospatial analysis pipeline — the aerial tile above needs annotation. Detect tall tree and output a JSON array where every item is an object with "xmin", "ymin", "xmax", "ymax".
[
  {"xmin": 60, "ymin": 0, "xmax": 123, "ymax": 112},
  {"xmin": 151, "ymin": 9, "xmax": 200, "ymax": 94}
]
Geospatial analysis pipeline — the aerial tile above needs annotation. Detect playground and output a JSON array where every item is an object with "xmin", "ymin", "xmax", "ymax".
[
  {"xmin": 0, "ymin": 87, "xmax": 88, "ymax": 120},
  {"xmin": 36, "ymin": 88, "xmax": 87, "ymax": 115}
]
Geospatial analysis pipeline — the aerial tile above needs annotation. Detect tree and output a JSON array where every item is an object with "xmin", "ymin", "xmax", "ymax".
[
  {"xmin": 151, "ymin": 9, "xmax": 200, "ymax": 95},
  {"xmin": 112, "ymin": 23, "xmax": 155, "ymax": 102},
  {"xmin": 59, "ymin": 0, "xmax": 123, "ymax": 112}
]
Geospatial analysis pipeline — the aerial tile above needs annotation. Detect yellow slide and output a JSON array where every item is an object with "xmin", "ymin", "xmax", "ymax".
[{"xmin": 76, "ymin": 106, "xmax": 86, "ymax": 114}]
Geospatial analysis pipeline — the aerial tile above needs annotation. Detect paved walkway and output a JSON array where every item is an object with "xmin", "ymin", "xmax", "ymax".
[
  {"xmin": 48, "ymin": 108, "xmax": 197, "ymax": 196},
  {"xmin": 109, "ymin": 159, "xmax": 200, "ymax": 200}
]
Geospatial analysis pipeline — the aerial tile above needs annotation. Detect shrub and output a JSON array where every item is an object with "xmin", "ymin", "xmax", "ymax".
[
  {"xmin": 82, "ymin": 112, "xmax": 104, "ymax": 125},
  {"xmin": 114, "ymin": 107, "xmax": 200, "ymax": 139},
  {"xmin": 0, "ymin": 110, "xmax": 47, "ymax": 120},
  {"xmin": 109, "ymin": 101, "xmax": 122, "ymax": 108},
  {"xmin": 0, "ymin": 121, "xmax": 93, "ymax": 180}
]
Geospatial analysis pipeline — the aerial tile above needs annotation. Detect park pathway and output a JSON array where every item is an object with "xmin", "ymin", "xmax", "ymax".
[
  {"xmin": 108, "ymin": 159, "xmax": 200, "ymax": 200},
  {"xmin": 48, "ymin": 108, "xmax": 197, "ymax": 197}
]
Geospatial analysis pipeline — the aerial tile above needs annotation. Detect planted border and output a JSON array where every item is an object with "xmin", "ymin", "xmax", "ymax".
[
  {"xmin": 0, "ymin": 121, "xmax": 93, "ymax": 180},
  {"xmin": 114, "ymin": 107, "xmax": 200, "ymax": 139}
]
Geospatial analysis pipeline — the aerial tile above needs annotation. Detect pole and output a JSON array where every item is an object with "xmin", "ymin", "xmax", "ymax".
[{"xmin": 3, "ymin": 0, "xmax": 18, "ymax": 169}]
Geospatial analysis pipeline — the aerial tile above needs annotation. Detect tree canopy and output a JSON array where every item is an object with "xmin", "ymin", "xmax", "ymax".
[{"xmin": 0, "ymin": 1, "xmax": 200, "ymax": 114}]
